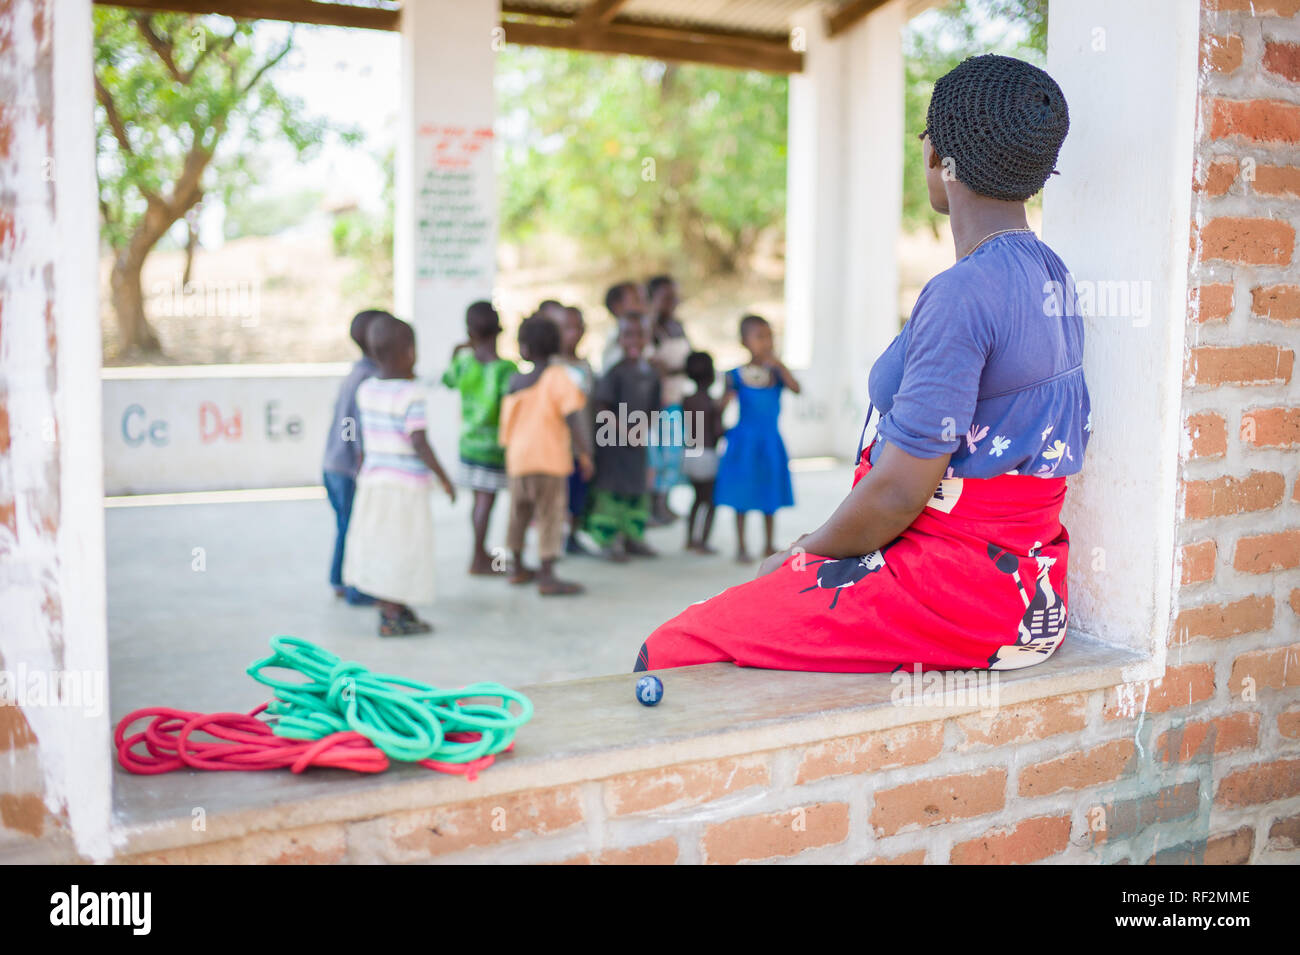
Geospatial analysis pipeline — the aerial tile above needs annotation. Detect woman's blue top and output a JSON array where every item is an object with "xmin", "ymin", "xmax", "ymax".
[{"xmin": 866, "ymin": 231, "xmax": 1092, "ymax": 479}]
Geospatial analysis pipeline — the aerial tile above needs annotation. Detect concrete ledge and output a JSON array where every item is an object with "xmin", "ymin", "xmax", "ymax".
[{"xmin": 110, "ymin": 631, "xmax": 1150, "ymax": 857}]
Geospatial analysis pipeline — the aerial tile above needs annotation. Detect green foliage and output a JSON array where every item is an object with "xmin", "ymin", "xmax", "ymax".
[
  {"xmin": 497, "ymin": 48, "xmax": 787, "ymax": 273},
  {"xmin": 224, "ymin": 188, "xmax": 323, "ymax": 239},
  {"xmin": 330, "ymin": 148, "xmax": 394, "ymax": 306},
  {"xmin": 903, "ymin": 0, "xmax": 1048, "ymax": 232},
  {"xmin": 93, "ymin": 8, "xmax": 351, "ymax": 251}
]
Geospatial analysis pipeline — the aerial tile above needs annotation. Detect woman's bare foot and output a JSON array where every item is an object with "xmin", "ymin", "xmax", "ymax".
[
  {"xmin": 624, "ymin": 538, "xmax": 658, "ymax": 558},
  {"xmin": 690, "ymin": 542, "xmax": 717, "ymax": 555},
  {"xmin": 736, "ymin": 549, "xmax": 752, "ymax": 564}
]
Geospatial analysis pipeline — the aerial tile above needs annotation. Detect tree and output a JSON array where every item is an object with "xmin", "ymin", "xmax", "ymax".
[
  {"xmin": 94, "ymin": 9, "xmax": 338, "ymax": 354},
  {"xmin": 903, "ymin": 0, "xmax": 1048, "ymax": 232},
  {"xmin": 497, "ymin": 47, "xmax": 788, "ymax": 275}
]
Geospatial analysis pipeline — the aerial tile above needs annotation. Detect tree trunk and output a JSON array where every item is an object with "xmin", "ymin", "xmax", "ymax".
[
  {"xmin": 110, "ymin": 246, "xmax": 160, "ymax": 354},
  {"xmin": 182, "ymin": 206, "xmax": 200, "ymax": 287}
]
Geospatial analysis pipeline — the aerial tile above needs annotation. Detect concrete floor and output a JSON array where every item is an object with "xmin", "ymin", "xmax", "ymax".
[{"xmin": 107, "ymin": 462, "xmax": 852, "ymax": 721}]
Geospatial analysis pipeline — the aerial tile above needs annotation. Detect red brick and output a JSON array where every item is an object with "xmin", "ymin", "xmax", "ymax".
[
  {"xmin": 1215, "ymin": 758, "xmax": 1300, "ymax": 808},
  {"xmin": 1209, "ymin": 99, "xmax": 1300, "ymax": 146},
  {"xmin": 700, "ymin": 802, "xmax": 849, "ymax": 864},
  {"xmin": 1280, "ymin": 704, "xmax": 1300, "ymax": 739},
  {"xmin": 1268, "ymin": 813, "xmax": 1300, "ymax": 850},
  {"xmin": 1183, "ymin": 471, "xmax": 1286, "ymax": 519},
  {"xmin": 1204, "ymin": 34, "xmax": 1245, "ymax": 75},
  {"xmin": 1174, "ymin": 595, "xmax": 1274, "ymax": 642},
  {"xmin": 0, "ymin": 704, "xmax": 38, "ymax": 752},
  {"xmin": 1229, "ymin": 643, "xmax": 1300, "ymax": 696},
  {"xmin": 1252, "ymin": 284, "xmax": 1300, "ymax": 323},
  {"xmin": 604, "ymin": 755, "xmax": 769, "ymax": 816},
  {"xmin": 1198, "ymin": 157, "xmax": 1239, "ymax": 195},
  {"xmin": 1187, "ymin": 345, "xmax": 1294, "ymax": 388},
  {"xmin": 858, "ymin": 849, "xmax": 926, "ymax": 865},
  {"xmin": 949, "ymin": 814, "xmax": 1072, "ymax": 865},
  {"xmin": 796, "ymin": 721, "xmax": 943, "ymax": 784},
  {"xmin": 1233, "ymin": 528, "xmax": 1300, "ymax": 573},
  {"xmin": 1148, "ymin": 826, "xmax": 1255, "ymax": 865},
  {"xmin": 1190, "ymin": 282, "xmax": 1234, "ymax": 323},
  {"xmin": 370, "ymin": 786, "xmax": 584, "ymax": 859},
  {"xmin": 1103, "ymin": 664, "xmax": 1217, "ymax": 717},
  {"xmin": 596, "ymin": 838, "xmax": 679, "ymax": 865},
  {"xmin": 1090, "ymin": 783, "xmax": 1201, "ymax": 847},
  {"xmin": 1264, "ymin": 41, "xmax": 1300, "ymax": 83},
  {"xmin": 0, "ymin": 792, "xmax": 46, "ymax": 838},
  {"xmin": 1242, "ymin": 407, "xmax": 1300, "ymax": 448},
  {"xmin": 1209, "ymin": 0, "xmax": 1300, "ymax": 12},
  {"xmin": 1154, "ymin": 712, "xmax": 1259, "ymax": 763},
  {"xmin": 1019, "ymin": 739, "xmax": 1136, "ymax": 796},
  {"xmin": 1179, "ymin": 540, "xmax": 1217, "ymax": 585},
  {"xmin": 126, "ymin": 824, "xmax": 347, "ymax": 865},
  {"xmin": 1185, "ymin": 412, "xmax": 1226, "ymax": 458},
  {"xmin": 1253, "ymin": 164, "xmax": 1300, "ymax": 197},
  {"xmin": 870, "ymin": 768, "xmax": 1006, "ymax": 837},
  {"xmin": 954, "ymin": 694, "xmax": 1087, "ymax": 750}
]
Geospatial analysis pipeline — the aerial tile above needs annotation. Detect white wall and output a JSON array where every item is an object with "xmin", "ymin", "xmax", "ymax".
[
  {"xmin": 1044, "ymin": 0, "xmax": 1200, "ymax": 656},
  {"xmin": 102, "ymin": 367, "xmax": 350, "ymax": 495}
]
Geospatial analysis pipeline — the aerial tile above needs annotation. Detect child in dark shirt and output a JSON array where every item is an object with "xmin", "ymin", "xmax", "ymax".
[
  {"xmin": 681, "ymin": 351, "xmax": 723, "ymax": 554},
  {"xmin": 587, "ymin": 315, "xmax": 660, "ymax": 561}
]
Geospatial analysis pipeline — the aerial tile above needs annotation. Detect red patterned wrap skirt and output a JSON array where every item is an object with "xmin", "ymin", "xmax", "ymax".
[{"xmin": 637, "ymin": 440, "xmax": 1072, "ymax": 673}]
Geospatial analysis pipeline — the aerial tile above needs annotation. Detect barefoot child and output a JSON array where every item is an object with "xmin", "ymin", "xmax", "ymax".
[
  {"xmin": 498, "ymin": 315, "xmax": 594, "ymax": 595},
  {"xmin": 681, "ymin": 350, "xmax": 723, "ymax": 553},
  {"xmin": 587, "ymin": 315, "xmax": 661, "ymax": 561},
  {"xmin": 442, "ymin": 301, "xmax": 517, "ymax": 575},
  {"xmin": 322, "ymin": 309, "xmax": 383, "ymax": 605},
  {"xmin": 714, "ymin": 314, "xmax": 801, "ymax": 563},
  {"xmin": 343, "ymin": 314, "xmax": 456, "ymax": 636}
]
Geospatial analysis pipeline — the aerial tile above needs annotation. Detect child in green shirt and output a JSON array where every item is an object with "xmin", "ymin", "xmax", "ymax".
[{"xmin": 442, "ymin": 301, "xmax": 518, "ymax": 575}]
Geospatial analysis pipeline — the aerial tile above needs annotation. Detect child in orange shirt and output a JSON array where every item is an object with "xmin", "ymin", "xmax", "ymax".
[{"xmin": 498, "ymin": 315, "xmax": 594, "ymax": 595}]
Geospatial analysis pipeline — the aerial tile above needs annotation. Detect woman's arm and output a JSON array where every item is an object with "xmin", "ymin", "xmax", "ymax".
[{"xmin": 758, "ymin": 443, "xmax": 950, "ymax": 575}]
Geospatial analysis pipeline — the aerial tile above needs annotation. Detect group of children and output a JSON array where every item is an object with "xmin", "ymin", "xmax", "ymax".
[{"xmin": 322, "ymin": 279, "xmax": 802, "ymax": 635}]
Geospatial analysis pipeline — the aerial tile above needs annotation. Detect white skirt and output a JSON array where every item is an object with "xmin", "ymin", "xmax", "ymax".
[{"xmin": 342, "ymin": 477, "xmax": 436, "ymax": 606}]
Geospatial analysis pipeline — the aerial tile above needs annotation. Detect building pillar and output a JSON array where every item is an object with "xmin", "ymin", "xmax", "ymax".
[
  {"xmin": 784, "ymin": 0, "xmax": 904, "ymax": 459},
  {"xmin": 396, "ymin": 0, "xmax": 500, "ymax": 460}
]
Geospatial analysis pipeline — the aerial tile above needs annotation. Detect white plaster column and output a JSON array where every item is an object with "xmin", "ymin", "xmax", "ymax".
[
  {"xmin": 396, "ymin": 0, "xmax": 500, "ymax": 462},
  {"xmin": 1044, "ymin": 0, "xmax": 1199, "ymax": 657},
  {"xmin": 783, "ymin": 1, "xmax": 904, "ymax": 459}
]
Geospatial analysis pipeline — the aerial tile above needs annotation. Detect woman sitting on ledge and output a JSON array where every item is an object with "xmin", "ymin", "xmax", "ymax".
[{"xmin": 637, "ymin": 55, "xmax": 1093, "ymax": 675}]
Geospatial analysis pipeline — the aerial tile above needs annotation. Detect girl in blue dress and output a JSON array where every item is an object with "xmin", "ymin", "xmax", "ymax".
[{"xmin": 714, "ymin": 315, "xmax": 801, "ymax": 562}]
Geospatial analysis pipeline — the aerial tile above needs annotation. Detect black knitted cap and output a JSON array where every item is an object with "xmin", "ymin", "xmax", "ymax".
[{"xmin": 925, "ymin": 54, "xmax": 1069, "ymax": 202}]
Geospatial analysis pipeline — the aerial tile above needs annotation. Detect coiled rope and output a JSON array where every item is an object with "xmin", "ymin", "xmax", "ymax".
[{"xmin": 114, "ymin": 636, "xmax": 533, "ymax": 781}]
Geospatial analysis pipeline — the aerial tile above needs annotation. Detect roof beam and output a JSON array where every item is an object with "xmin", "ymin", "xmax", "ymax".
[
  {"xmin": 574, "ymin": 0, "xmax": 629, "ymax": 31},
  {"xmin": 96, "ymin": 1, "xmax": 804, "ymax": 72},
  {"xmin": 93, "ymin": 0, "xmax": 400, "ymax": 30},
  {"xmin": 502, "ymin": 20, "xmax": 801, "ymax": 72},
  {"xmin": 826, "ymin": 0, "xmax": 890, "ymax": 37}
]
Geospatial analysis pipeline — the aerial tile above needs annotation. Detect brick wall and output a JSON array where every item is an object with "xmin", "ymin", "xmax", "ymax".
[
  {"xmin": 9, "ymin": 0, "xmax": 1300, "ymax": 865},
  {"xmin": 122, "ymin": 0, "xmax": 1299, "ymax": 865}
]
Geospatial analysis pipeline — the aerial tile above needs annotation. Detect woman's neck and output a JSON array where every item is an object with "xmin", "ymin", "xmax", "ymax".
[{"xmin": 947, "ymin": 191, "xmax": 1031, "ymax": 259}]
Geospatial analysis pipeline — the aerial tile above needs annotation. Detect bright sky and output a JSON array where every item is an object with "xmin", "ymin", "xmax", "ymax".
[{"xmin": 199, "ymin": 22, "xmax": 400, "ymax": 245}]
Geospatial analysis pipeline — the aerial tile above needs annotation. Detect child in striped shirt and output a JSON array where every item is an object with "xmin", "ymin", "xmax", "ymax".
[{"xmin": 343, "ymin": 314, "xmax": 456, "ymax": 636}]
